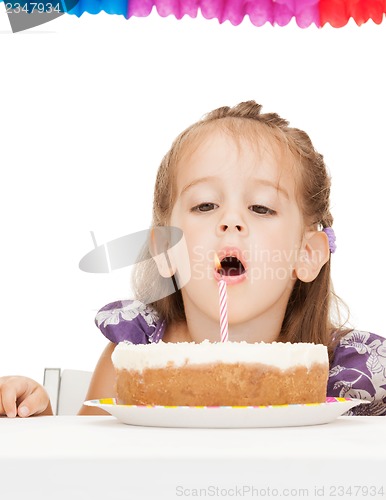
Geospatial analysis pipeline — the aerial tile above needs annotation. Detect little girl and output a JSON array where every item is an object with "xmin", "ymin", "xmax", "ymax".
[{"xmin": 1, "ymin": 101, "xmax": 385, "ymax": 417}]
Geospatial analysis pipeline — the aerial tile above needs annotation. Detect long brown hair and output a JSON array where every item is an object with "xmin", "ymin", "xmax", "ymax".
[{"xmin": 132, "ymin": 101, "xmax": 350, "ymax": 358}]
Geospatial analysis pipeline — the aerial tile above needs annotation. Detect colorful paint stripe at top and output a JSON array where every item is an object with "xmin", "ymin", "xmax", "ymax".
[
  {"xmin": 66, "ymin": 0, "xmax": 386, "ymax": 28},
  {"xmin": 1, "ymin": 0, "xmax": 385, "ymax": 26}
]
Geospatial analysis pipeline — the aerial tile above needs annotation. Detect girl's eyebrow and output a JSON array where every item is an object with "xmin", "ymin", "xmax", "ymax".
[
  {"xmin": 251, "ymin": 178, "xmax": 289, "ymax": 200},
  {"xmin": 181, "ymin": 176, "xmax": 289, "ymax": 200},
  {"xmin": 180, "ymin": 176, "xmax": 218, "ymax": 196}
]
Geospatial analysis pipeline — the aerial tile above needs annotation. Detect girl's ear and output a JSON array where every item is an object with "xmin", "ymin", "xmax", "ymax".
[{"xmin": 294, "ymin": 231, "xmax": 330, "ymax": 283}]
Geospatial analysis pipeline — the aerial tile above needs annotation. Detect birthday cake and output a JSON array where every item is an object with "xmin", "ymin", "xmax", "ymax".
[{"xmin": 111, "ymin": 340, "xmax": 329, "ymax": 406}]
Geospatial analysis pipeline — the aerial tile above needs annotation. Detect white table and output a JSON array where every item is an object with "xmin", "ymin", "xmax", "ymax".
[{"xmin": 1, "ymin": 415, "xmax": 385, "ymax": 500}]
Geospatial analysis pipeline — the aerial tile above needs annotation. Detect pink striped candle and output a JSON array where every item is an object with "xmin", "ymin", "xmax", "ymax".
[
  {"xmin": 218, "ymin": 278, "xmax": 229, "ymax": 342},
  {"xmin": 214, "ymin": 254, "xmax": 229, "ymax": 342}
]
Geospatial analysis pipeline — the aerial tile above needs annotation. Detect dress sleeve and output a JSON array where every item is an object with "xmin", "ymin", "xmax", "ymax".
[
  {"xmin": 328, "ymin": 330, "xmax": 386, "ymax": 416},
  {"xmin": 95, "ymin": 299, "xmax": 166, "ymax": 345}
]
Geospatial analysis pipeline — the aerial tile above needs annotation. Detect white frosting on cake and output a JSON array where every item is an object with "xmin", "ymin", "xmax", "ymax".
[{"xmin": 112, "ymin": 340, "xmax": 328, "ymax": 372}]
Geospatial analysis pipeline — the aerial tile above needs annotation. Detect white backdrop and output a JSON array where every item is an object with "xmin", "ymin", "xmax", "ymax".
[{"xmin": 1, "ymin": 10, "xmax": 385, "ymax": 383}]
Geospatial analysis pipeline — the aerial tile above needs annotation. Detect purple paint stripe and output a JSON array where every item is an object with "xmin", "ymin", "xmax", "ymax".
[{"xmin": 125, "ymin": 1, "xmax": 321, "ymax": 28}]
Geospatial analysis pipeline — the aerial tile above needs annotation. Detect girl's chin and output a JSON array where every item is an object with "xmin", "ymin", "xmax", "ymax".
[{"xmin": 189, "ymin": 333, "xmax": 225, "ymax": 343}]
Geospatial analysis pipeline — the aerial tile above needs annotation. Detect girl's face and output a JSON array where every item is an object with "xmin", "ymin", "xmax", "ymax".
[{"xmin": 170, "ymin": 129, "xmax": 305, "ymax": 341}]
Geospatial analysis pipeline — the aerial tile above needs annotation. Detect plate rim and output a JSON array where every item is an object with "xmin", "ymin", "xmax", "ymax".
[{"xmin": 84, "ymin": 397, "xmax": 368, "ymax": 428}]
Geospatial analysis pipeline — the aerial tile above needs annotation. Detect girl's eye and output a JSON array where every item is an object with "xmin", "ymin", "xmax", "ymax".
[
  {"xmin": 249, "ymin": 205, "xmax": 276, "ymax": 216},
  {"xmin": 191, "ymin": 203, "xmax": 218, "ymax": 213}
]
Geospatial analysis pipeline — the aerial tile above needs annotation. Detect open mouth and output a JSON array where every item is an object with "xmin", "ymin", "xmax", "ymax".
[{"xmin": 218, "ymin": 256, "xmax": 246, "ymax": 277}]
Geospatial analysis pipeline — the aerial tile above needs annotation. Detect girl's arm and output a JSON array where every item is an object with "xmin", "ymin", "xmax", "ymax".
[
  {"xmin": 78, "ymin": 341, "xmax": 117, "ymax": 415},
  {"xmin": 0, "ymin": 376, "xmax": 53, "ymax": 417}
]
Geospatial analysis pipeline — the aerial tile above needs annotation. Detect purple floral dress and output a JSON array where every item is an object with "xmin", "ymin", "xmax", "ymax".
[{"xmin": 96, "ymin": 300, "xmax": 386, "ymax": 416}]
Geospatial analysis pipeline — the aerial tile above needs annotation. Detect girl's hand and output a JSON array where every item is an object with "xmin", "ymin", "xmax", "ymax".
[{"xmin": 0, "ymin": 376, "xmax": 52, "ymax": 417}]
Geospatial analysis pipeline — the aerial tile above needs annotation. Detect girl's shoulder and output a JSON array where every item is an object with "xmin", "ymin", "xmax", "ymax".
[
  {"xmin": 328, "ymin": 329, "xmax": 386, "ymax": 416},
  {"xmin": 95, "ymin": 299, "xmax": 166, "ymax": 345},
  {"xmin": 334, "ymin": 329, "xmax": 386, "ymax": 350}
]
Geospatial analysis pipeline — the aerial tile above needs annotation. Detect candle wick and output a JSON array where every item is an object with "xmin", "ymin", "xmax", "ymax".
[{"xmin": 215, "ymin": 262, "xmax": 224, "ymax": 277}]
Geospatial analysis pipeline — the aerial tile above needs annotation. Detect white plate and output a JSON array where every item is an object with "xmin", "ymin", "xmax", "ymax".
[{"xmin": 84, "ymin": 397, "xmax": 368, "ymax": 428}]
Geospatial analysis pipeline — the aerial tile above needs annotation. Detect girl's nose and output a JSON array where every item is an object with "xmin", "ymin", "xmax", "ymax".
[
  {"xmin": 217, "ymin": 216, "xmax": 248, "ymax": 236},
  {"xmin": 219, "ymin": 224, "xmax": 242, "ymax": 232}
]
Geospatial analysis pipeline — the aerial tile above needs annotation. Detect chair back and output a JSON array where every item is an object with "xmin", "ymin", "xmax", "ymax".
[{"xmin": 44, "ymin": 368, "xmax": 92, "ymax": 415}]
